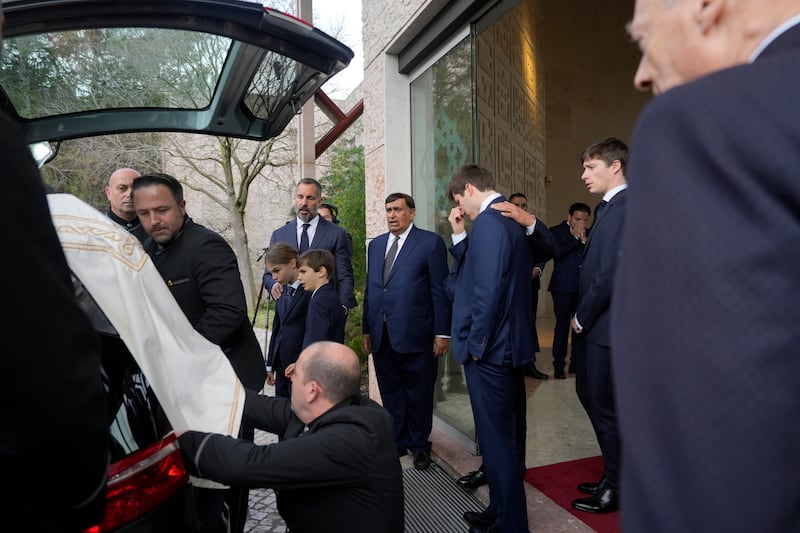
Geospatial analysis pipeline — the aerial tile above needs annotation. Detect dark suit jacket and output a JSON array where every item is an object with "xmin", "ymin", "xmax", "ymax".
[
  {"xmin": 266, "ymin": 285, "xmax": 310, "ymax": 370},
  {"xmin": 611, "ymin": 23, "xmax": 800, "ymax": 533},
  {"xmin": 266, "ymin": 217, "xmax": 356, "ymax": 308},
  {"xmin": 179, "ymin": 390, "xmax": 403, "ymax": 533},
  {"xmin": 362, "ymin": 226, "xmax": 451, "ymax": 353},
  {"xmin": 303, "ymin": 282, "xmax": 346, "ymax": 348},
  {"xmin": 0, "ymin": 110, "xmax": 108, "ymax": 530},
  {"xmin": 547, "ymin": 220, "xmax": 585, "ymax": 293},
  {"xmin": 450, "ymin": 196, "xmax": 533, "ymax": 367},
  {"xmin": 576, "ymin": 191, "xmax": 626, "ymax": 347},
  {"xmin": 144, "ymin": 217, "xmax": 267, "ymax": 391}
]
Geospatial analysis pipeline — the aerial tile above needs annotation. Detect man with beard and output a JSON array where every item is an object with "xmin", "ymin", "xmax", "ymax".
[{"xmin": 264, "ymin": 178, "xmax": 355, "ymax": 309}]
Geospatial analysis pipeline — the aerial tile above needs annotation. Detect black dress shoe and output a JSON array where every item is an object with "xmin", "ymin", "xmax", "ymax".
[
  {"xmin": 457, "ymin": 469, "xmax": 487, "ymax": 488},
  {"xmin": 413, "ymin": 449, "xmax": 431, "ymax": 470},
  {"xmin": 554, "ymin": 368, "xmax": 566, "ymax": 379},
  {"xmin": 568, "ymin": 363, "xmax": 576, "ymax": 373},
  {"xmin": 462, "ymin": 510, "xmax": 495, "ymax": 527},
  {"xmin": 577, "ymin": 475, "xmax": 606, "ymax": 495},
  {"xmin": 572, "ymin": 487, "xmax": 618, "ymax": 514},
  {"xmin": 523, "ymin": 364, "xmax": 549, "ymax": 379},
  {"xmin": 468, "ymin": 525, "xmax": 497, "ymax": 533}
]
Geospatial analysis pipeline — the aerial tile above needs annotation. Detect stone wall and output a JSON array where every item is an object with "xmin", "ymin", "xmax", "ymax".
[{"xmin": 476, "ymin": 0, "xmax": 546, "ymax": 217}]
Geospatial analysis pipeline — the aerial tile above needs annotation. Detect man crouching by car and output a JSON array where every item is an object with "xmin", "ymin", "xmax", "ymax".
[{"xmin": 178, "ymin": 341, "xmax": 404, "ymax": 533}]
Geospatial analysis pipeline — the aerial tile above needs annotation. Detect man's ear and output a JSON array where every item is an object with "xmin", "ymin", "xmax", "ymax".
[{"xmin": 696, "ymin": 0, "xmax": 725, "ymax": 34}]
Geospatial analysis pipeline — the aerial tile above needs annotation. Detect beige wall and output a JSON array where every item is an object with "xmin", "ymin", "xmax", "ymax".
[
  {"xmin": 540, "ymin": 0, "xmax": 650, "ymax": 315},
  {"xmin": 543, "ymin": 0, "xmax": 649, "ymax": 228},
  {"xmin": 476, "ymin": 0, "xmax": 546, "ymax": 217}
]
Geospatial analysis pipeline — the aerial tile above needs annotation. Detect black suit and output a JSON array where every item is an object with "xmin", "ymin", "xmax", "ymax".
[
  {"xmin": 179, "ymin": 390, "xmax": 404, "ymax": 533},
  {"xmin": 612, "ymin": 23, "xmax": 800, "ymax": 533},
  {"xmin": 0, "ymin": 111, "xmax": 108, "ymax": 530},
  {"xmin": 576, "ymin": 189, "xmax": 626, "ymax": 490},
  {"xmin": 144, "ymin": 217, "xmax": 266, "ymax": 391},
  {"xmin": 547, "ymin": 220, "xmax": 586, "ymax": 372},
  {"xmin": 266, "ymin": 217, "xmax": 356, "ymax": 308}
]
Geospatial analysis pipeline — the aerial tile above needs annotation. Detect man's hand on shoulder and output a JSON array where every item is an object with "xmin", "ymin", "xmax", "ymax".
[{"xmin": 491, "ymin": 201, "xmax": 535, "ymax": 227}]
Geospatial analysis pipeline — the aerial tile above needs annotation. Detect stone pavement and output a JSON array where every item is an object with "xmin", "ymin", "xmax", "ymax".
[{"xmin": 243, "ymin": 428, "xmax": 286, "ymax": 533}]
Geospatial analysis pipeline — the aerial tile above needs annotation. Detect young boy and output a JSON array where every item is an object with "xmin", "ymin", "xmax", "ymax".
[
  {"xmin": 265, "ymin": 243, "xmax": 310, "ymax": 398},
  {"xmin": 297, "ymin": 249, "xmax": 346, "ymax": 348}
]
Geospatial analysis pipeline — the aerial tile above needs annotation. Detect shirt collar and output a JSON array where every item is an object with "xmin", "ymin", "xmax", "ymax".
[
  {"xmin": 390, "ymin": 222, "xmax": 414, "ymax": 242},
  {"xmin": 603, "ymin": 184, "xmax": 628, "ymax": 202},
  {"xmin": 479, "ymin": 192, "xmax": 502, "ymax": 214},
  {"xmin": 297, "ymin": 215, "xmax": 319, "ymax": 230},
  {"xmin": 749, "ymin": 14, "xmax": 800, "ymax": 62}
]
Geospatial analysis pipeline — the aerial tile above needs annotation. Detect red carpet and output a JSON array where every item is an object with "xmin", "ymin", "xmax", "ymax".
[{"xmin": 524, "ymin": 456, "xmax": 619, "ymax": 533}]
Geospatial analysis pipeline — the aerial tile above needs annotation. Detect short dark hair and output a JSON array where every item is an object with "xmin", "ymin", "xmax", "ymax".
[
  {"xmin": 297, "ymin": 177, "xmax": 322, "ymax": 197},
  {"xmin": 266, "ymin": 242, "xmax": 298, "ymax": 266},
  {"xmin": 446, "ymin": 164, "xmax": 495, "ymax": 201},
  {"xmin": 303, "ymin": 343, "xmax": 360, "ymax": 403},
  {"xmin": 569, "ymin": 202, "xmax": 591, "ymax": 216},
  {"xmin": 298, "ymin": 249, "xmax": 335, "ymax": 280},
  {"xmin": 320, "ymin": 203, "xmax": 339, "ymax": 224},
  {"xmin": 580, "ymin": 137, "xmax": 629, "ymax": 173},
  {"xmin": 131, "ymin": 172, "xmax": 184, "ymax": 203},
  {"xmin": 385, "ymin": 192, "xmax": 415, "ymax": 209},
  {"xmin": 509, "ymin": 192, "xmax": 527, "ymax": 203}
]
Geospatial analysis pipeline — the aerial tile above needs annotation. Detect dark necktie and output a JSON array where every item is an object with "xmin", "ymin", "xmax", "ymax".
[
  {"xmin": 284, "ymin": 285, "xmax": 295, "ymax": 314},
  {"xmin": 595, "ymin": 200, "xmax": 609, "ymax": 221},
  {"xmin": 383, "ymin": 236, "xmax": 399, "ymax": 284},
  {"xmin": 299, "ymin": 223, "xmax": 310, "ymax": 253}
]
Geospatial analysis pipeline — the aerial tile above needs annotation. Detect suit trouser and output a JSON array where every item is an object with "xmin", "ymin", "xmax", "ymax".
[
  {"xmin": 192, "ymin": 423, "xmax": 253, "ymax": 533},
  {"xmin": 551, "ymin": 291, "xmax": 579, "ymax": 369},
  {"xmin": 373, "ymin": 324, "xmax": 437, "ymax": 453},
  {"xmin": 576, "ymin": 339, "xmax": 619, "ymax": 489},
  {"xmin": 477, "ymin": 367, "xmax": 527, "ymax": 477},
  {"xmin": 465, "ymin": 358, "xmax": 529, "ymax": 532}
]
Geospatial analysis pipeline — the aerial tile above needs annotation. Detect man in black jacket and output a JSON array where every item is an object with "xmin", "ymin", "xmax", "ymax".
[
  {"xmin": 132, "ymin": 172, "xmax": 266, "ymax": 533},
  {"xmin": 178, "ymin": 341, "xmax": 404, "ymax": 533}
]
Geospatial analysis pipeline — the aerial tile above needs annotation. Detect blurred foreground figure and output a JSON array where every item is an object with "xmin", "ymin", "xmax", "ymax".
[{"xmin": 615, "ymin": 1, "xmax": 800, "ymax": 532}]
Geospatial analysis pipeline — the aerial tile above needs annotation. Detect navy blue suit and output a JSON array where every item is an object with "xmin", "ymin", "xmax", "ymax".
[
  {"xmin": 575, "ymin": 190, "xmax": 626, "ymax": 491},
  {"xmin": 547, "ymin": 220, "xmax": 586, "ymax": 371},
  {"xmin": 267, "ymin": 285, "xmax": 310, "ymax": 398},
  {"xmin": 450, "ymin": 196, "xmax": 532, "ymax": 532},
  {"xmin": 303, "ymin": 282, "xmax": 346, "ymax": 348},
  {"xmin": 265, "ymin": 217, "xmax": 356, "ymax": 308},
  {"xmin": 363, "ymin": 225, "xmax": 451, "ymax": 454},
  {"xmin": 613, "ymin": 23, "xmax": 800, "ymax": 533}
]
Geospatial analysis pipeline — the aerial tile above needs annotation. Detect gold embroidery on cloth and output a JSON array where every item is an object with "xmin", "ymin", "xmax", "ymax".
[{"xmin": 52, "ymin": 214, "xmax": 148, "ymax": 271}]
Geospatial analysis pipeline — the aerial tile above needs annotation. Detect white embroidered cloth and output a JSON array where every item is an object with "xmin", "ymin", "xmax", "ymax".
[{"xmin": 48, "ymin": 194, "xmax": 244, "ymax": 437}]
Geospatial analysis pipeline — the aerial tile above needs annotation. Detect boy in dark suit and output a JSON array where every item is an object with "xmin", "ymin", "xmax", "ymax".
[
  {"xmin": 297, "ymin": 249, "xmax": 346, "ymax": 347},
  {"xmin": 265, "ymin": 243, "xmax": 310, "ymax": 398},
  {"xmin": 570, "ymin": 138, "xmax": 628, "ymax": 514}
]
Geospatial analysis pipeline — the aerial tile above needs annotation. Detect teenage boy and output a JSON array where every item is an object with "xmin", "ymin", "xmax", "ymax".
[{"xmin": 297, "ymin": 249, "xmax": 346, "ymax": 348}]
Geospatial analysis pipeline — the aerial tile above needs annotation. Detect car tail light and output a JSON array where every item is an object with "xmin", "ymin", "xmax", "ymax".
[{"xmin": 84, "ymin": 433, "xmax": 188, "ymax": 532}]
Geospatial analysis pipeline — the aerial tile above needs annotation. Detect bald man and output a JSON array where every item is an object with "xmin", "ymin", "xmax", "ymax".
[
  {"xmin": 105, "ymin": 167, "xmax": 147, "ymax": 241},
  {"xmin": 614, "ymin": 1, "xmax": 800, "ymax": 531},
  {"xmin": 178, "ymin": 342, "xmax": 404, "ymax": 533}
]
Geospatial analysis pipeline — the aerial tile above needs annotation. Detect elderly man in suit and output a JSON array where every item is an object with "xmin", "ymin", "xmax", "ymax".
[
  {"xmin": 264, "ymin": 178, "xmax": 356, "ymax": 309},
  {"xmin": 614, "ymin": 1, "xmax": 800, "ymax": 532},
  {"xmin": 547, "ymin": 202, "xmax": 591, "ymax": 378},
  {"xmin": 447, "ymin": 165, "xmax": 533, "ymax": 533},
  {"xmin": 570, "ymin": 138, "xmax": 628, "ymax": 515},
  {"xmin": 133, "ymin": 172, "xmax": 266, "ymax": 533},
  {"xmin": 362, "ymin": 193, "xmax": 451, "ymax": 471}
]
